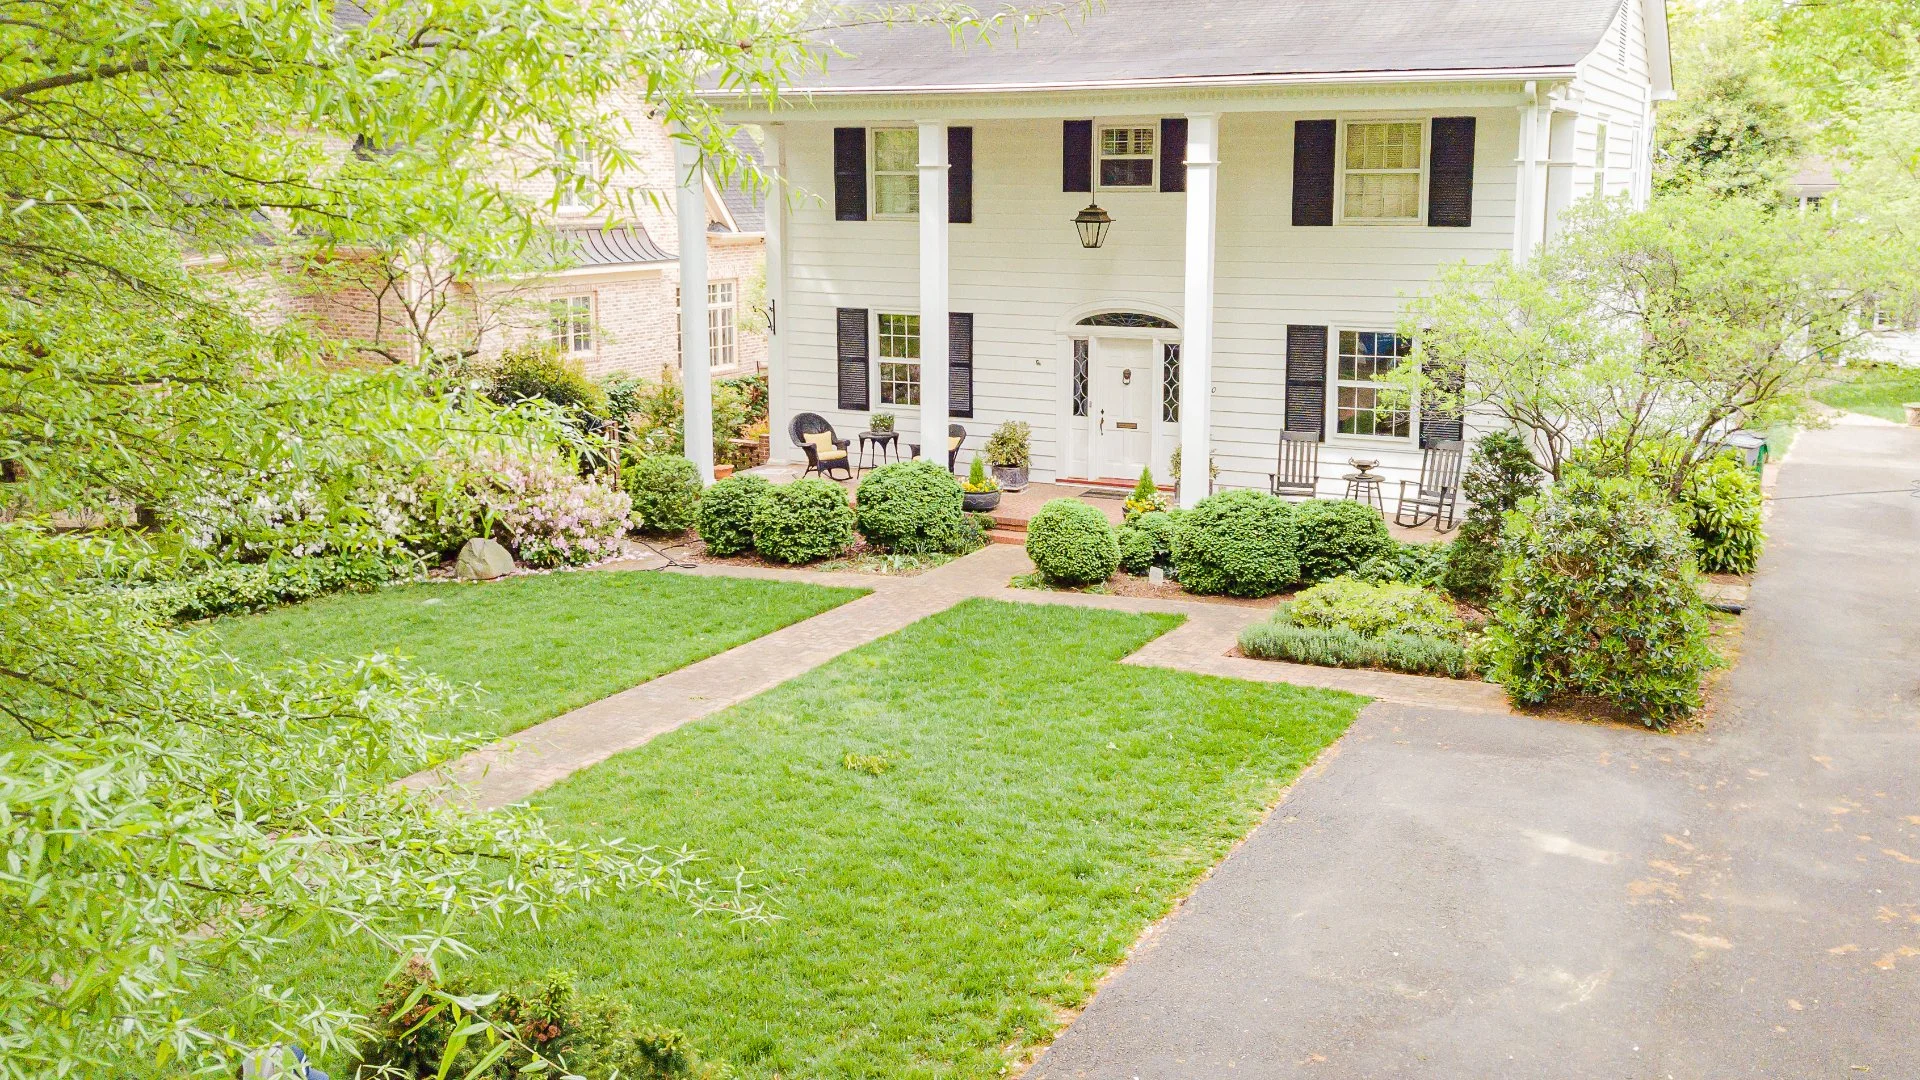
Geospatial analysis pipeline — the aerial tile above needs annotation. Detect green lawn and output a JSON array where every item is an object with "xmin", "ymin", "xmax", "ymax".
[
  {"xmin": 201, "ymin": 570, "xmax": 866, "ymax": 740},
  {"xmin": 273, "ymin": 599, "xmax": 1361, "ymax": 1077},
  {"xmin": 1815, "ymin": 363, "xmax": 1920, "ymax": 422}
]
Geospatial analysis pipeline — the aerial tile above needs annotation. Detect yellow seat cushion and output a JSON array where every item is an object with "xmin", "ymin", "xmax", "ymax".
[
  {"xmin": 816, "ymin": 449, "xmax": 848, "ymax": 463},
  {"xmin": 803, "ymin": 431, "xmax": 838, "ymax": 456}
]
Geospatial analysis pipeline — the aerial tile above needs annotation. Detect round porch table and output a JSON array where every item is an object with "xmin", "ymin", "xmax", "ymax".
[
  {"xmin": 1342, "ymin": 472, "xmax": 1385, "ymax": 513},
  {"xmin": 857, "ymin": 430, "xmax": 902, "ymax": 472}
]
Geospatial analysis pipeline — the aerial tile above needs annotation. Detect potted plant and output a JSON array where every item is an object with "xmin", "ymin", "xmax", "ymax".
[
  {"xmin": 961, "ymin": 453, "xmax": 1001, "ymax": 512},
  {"xmin": 1169, "ymin": 444, "xmax": 1219, "ymax": 500},
  {"xmin": 985, "ymin": 420, "xmax": 1031, "ymax": 492},
  {"xmin": 870, "ymin": 412, "xmax": 895, "ymax": 433},
  {"xmin": 1123, "ymin": 466, "xmax": 1168, "ymax": 522}
]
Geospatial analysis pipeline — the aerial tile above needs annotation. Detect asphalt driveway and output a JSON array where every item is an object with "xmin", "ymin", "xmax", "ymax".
[{"xmin": 1030, "ymin": 416, "xmax": 1920, "ymax": 1079}]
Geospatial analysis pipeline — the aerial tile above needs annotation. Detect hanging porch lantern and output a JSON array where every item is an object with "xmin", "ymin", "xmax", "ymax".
[{"xmin": 1073, "ymin": 202, "xmax": 1112, "ymax": 249}]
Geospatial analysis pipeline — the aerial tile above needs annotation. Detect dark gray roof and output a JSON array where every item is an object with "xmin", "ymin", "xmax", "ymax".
[
  {"xmin": 791, "ymin": 0, "xmax": 1626, "ymax": 92},
  {"xmin": 714, "ymin": 128, "xmax": 766, "ymax": 233},
  {"xmin": 553, "ymin": 224, "xmax": 673, "ymax": 267}
]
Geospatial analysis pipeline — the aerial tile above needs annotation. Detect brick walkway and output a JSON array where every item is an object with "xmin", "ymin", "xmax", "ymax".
[{"xmin": 402, "ymin": 541, "xmax": 1508, "ymax": 808}]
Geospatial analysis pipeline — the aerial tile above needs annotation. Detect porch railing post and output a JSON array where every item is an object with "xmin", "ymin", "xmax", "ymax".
[
  {"xmin": 917, "ymin": 119, "xmax": 950, "ymax": 469},
  {"xmin": 1179, "ymin": 113, "xmax": 1220, "ymax": 509}
]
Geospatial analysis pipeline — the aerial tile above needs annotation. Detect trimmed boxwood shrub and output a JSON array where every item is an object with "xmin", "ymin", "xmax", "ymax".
[
  {"xmin": 1293, "ymin": 499, "xmax": 1395, "ymax": 584},
  {"xmin": 1117, "ymin": 510, "xmax": 1179, "ymax": 575},
  {"xmin": 1679, "ymin": 453, "xmax": 1763, "ymax": 574},
  {"xmin": 1481, "ymin": 474, "xmax": 1715, "ymax": 726},
  {"xmin": 1025, "ymin": 498, "xmax": 1119, "ymax": 586},
  {"xmin": 751, "ymin": 479, "xmax": 855, "ymax": 564},
  {"xmin": 695, "ymin": 473, "xmax": 771, "ymax": 556},
  {"xmin": 854, "ymin": 459, "xmax": 969, "ymax": 554},
  {"xmin": 622, "ymin": 454, "xmax": 702, "ymax": 537},
  {"xmin": 1287, "ymin": 577, "xmax": 1465, "ymax": 639},
  {"xmin": 1169, "ymin": 489, "xmax": 1300, "ymax": 597}
]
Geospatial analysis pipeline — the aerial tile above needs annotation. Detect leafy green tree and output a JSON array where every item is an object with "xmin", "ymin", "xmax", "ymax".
[{"xmin": 1656, "ymin": 1, "xmax": 1803, "ymax": 200}]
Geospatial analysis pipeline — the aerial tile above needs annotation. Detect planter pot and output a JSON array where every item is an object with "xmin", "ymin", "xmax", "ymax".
[
  {"xmin": 963, "ymin": 490, "xmax": 1001, "ymax": 513},
  {"xmin": 991, "ymin": 464, "xmax": 1029, "ymax": 492},
  {"xmin": 1905, "ymin": 402, "xmax": 1920, "ymax": 428},
  {"xmin": 713, "ymin": 463, "xmax": 735, "ymax": 480}
]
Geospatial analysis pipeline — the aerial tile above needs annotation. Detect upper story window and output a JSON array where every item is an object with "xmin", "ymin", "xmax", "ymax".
[
  {"xmin": 549, "ymin": 294, "xmax": 592, "ymax": 355},
  {"xmin": 1340, "ymin": 120, "xmax": 1424, "ymax": 224},
  {"xmin": 1099, "ymin": 126, "xmax": 1156, "ymax": 189},
  {"xmin": 1591, "ymin": 120, "xmax": 1610, "ymax": 197},
  {"xmin": 877, "ymin": 313, "xmax": 921, "ymax": 405},
  {"xmin": 1333, "ymin": 330, "xmax": 1412, "ymax": 440},
  {"xmin": 871, "ymin": 128, "xmax": 919, "ymax": 218},
  {"xmin": 555, "ymin": 137, "xmax": 593, "ymax": 212}
]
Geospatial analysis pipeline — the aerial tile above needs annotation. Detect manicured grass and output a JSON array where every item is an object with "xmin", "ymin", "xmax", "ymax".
[
  {"xmin": 201, "ymin": 570, "xmax": 866, "ymax": 740},
  {"xmin": 1815, "ymin": 364, "xmax": 1920, "ymax": 422},
  {"xmin": 275, "ymin": 599, "xmax": 1361, "ymax": 1077}
]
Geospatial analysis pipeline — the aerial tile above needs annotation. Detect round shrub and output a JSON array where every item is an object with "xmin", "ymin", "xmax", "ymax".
[
  {"xmin": 1117, "ymin": 510, "xmax": 1179, "ymax": 575},
  {"xmin": 487, "ymin": 345, "xmax": 606, "ymax": 414},
  {"xmin": 1169, "ymin": 489, "xmax": 1300, "ymax": 597},
  {"xmin": 1678, "ymin": 454, "xmax": 1763, "ymax": 574},
  {"xmin": 1481, "ymin": 474, "xmax": 1715, "ymax": 726},
  {"xmin": 1287, "ymin": 577, "xmax": 1465, "ymax": 639},
  {"xmin": 696, "ymin": 473, "xmax": 771, "ymax": 556},
  {"xmin": 1293, "ymin": 499, "xmax": 1394, "ymax": 583},
  {"xmin": 854, "ymin": 459, "xmax": 968, "ymax": 553},
  {"xmin": 621, "ymin": 454, "xmax": 702, "ymax": 537},
  {"xmin": 751, "ymin": 479, "xmax": 854, "ymax": 564},
  {"xmin": 1025, "ymin": 498, "xmax": 1119, "ymax": 586}
]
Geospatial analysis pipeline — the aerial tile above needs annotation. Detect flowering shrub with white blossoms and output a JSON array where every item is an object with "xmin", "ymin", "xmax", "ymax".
[{"xmin": 465, "ymin": 447, "xmax": 634, "ymax": 567}]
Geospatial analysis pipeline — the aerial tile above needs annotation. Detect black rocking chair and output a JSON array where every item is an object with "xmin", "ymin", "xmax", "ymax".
[
  {"xmin": 908, "ymin": 423, "xmax": 968, "ymax": 472},
  {"xmin": 1395, "ymin": 439, "xmax": 1465, "ymax": 532},
  {"xmin": 789, "ymin": 412, "xmax": 852, "ymax": 480},
  {"xmin": 1269, "ymin": 431, "xmax": 1320, "ymax": 499}
]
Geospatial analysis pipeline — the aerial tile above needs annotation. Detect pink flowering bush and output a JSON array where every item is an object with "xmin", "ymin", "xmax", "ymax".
[{"xmin": 464, "ymin": 448, "xmax": 634, "ymax": 567}]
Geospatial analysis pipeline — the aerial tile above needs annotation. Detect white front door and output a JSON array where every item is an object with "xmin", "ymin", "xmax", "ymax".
[{"xmin": 1092, "ymin": 337, "xmax": 1153, "ymax": 480}]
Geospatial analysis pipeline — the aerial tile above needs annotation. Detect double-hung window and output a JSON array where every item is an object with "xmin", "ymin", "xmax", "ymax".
[
  {"xmin": 877, "ymin": 313, "xmax": 921, "ymax": 405},
  {"xmin": 1334, "ymin": 330, "xmax": 1412, "ymax": 439},
  {"xmin": 1099, "ymin": 125, "xmax": 1156, "ymax": 189},
  {"xmin": 555, "ymin": 137, "xmax": 593, "ymax": 212},
  {"xmin": 549, "ymin": 295, "xmax": 592, "ymax": 355},
  {"xmin": 1591, "ymin": 120, "xmax": 1610, "ymax": 197},
  {"xmin": 707, "ymin": 280, "xmax": 738, "ymax": 368},
  {"xmin": 1340, "ymin": 120, "xmax": 1424, "ymax": 223},
  {"xmin": 871, "ymin": 128, "xmax": 919, "ymax": 218}
]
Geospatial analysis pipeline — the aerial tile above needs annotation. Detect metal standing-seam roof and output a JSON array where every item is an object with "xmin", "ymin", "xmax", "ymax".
[
  {"xmin": 552, "ymin": 224, "xmax": 675, "ymax": 268},
  {"xmin": 778, "ymin": 0, "xmax": 1630, "ymax": 94}
]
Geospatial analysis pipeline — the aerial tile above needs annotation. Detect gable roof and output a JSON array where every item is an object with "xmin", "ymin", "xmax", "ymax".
[
  {"xmin": 714, "ymin": 128, "xmax": 766, "ymax": 234},
  {"xmin": 786, "ymin": 0, "xmax": 1629, "ymax": 94}
]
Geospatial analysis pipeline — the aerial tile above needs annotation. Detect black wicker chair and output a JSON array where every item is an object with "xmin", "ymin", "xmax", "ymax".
[
  {"xmin": 1395, "ymin": 439, "xmax": 1466, "ymax": 532},
  {"xmin": 908, "ymin": 423, "xmax": 968, "ymax": 472},
  {"xmin": 789, "ymin": 412, "xmax": 852, "ymax": 480}
]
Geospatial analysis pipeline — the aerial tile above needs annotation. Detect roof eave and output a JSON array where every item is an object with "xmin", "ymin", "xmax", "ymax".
[{"xmin": 704, "ymin": 64, "xmax": 1581, "ymax": 100}]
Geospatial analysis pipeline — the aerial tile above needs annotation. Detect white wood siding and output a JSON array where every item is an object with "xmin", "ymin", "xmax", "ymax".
[
  {"xmin": 777, "ymin": 107, "xmax": 1522, "ymax": 492},
  {"xmin": 1569, "ymin": 0, "xmax": 1656, "ymax": 206}
]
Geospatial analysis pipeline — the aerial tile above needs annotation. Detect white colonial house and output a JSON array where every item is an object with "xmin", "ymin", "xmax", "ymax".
[{"xmin": 679, "ymin": 0, "xmax": 1673, "ymax": 500}]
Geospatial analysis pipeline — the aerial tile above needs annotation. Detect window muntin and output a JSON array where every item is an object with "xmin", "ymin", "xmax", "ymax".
[
  {"xmin": 1098, "ymin": 126, "xmax": 1155, "ymax": 189},
  {"xmin": 1592, "ymin": 120, "xmax": 1610, "ymax": 197},
  {"xmin": 1077, "ymin": 312, "xmax": 1176, "ymax": 329},
  {"xmin": 1334, "ymin": 330, "xmax": 1412, "ymax": 439},
  {"xmin": 872, "ymin": 128, "xmax": 919, "ymax": 218},
  {"xmin": 1161, "ymin": 343, "xmax": 1180, "ymax": 423},
  {"xmin": 548, "ymin": 295, "xmax": 592, "ymax": 355},
  {"xmin": 555, "ymin": 138, "xmax": 593, "ymax": 211},
  {"xmin": 1341, "ymin": 121, "xmax": 1424, "ymax": 223},
  {"xmin": 1071, "ymin": 338, "xmax": 1089, "ymax": 417},
  {"xmin": 707, "ymin": 280, "xmax": 737, "ymax": 368},
  {"xmin": 877, "ymin": 313, "xmax": 920, "ymax": 406}
]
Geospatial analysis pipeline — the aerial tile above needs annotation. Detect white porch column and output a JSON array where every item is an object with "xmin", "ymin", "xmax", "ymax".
[
  {"xmin": 763, "ymin": 124, "xmax": 789, "ymax": 461},
  {"xmin": 675, "ymin": 130, "xmax": 714, "ymax": 483},
  {"xmin": 916, "ymin": 120, "xmax": 950, "ymax": 467},
  {"xmin": 1513, "ymin": 83, "xmax": 1546, "ymax": 264},
  {"xmin": 1178, "ymin": 113, "xmax": 1219, "ymax": 509}
]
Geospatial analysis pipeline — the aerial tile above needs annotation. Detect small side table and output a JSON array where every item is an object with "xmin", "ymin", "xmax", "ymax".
[
  {"xmin": 857, "ymin": 430, "xmax": 901, "ymax": 472},
  {"xmin": 1342, "ymin": 472, "xmax": 1385, "ymax": 512}
]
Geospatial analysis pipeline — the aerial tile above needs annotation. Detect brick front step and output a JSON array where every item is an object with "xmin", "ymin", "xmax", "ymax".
[{"xmin": 987, "ymin": 527, "xmax": 1026, "ymax": 545}]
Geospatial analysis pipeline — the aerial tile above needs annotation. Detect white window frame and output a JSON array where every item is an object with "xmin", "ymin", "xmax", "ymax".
[
  {"xmin": 876, "ymin": 312, "xmax": 921, "ymax": 406},
  {"xmin": 1591, "ymin": 119, "xmax": 1610, "ymax": 199},
  {"xmin": 870, "ymin": 126, "xmax": 919, "ymax": 220},
  {"xmin": 1327, "ymin": 328, "xmax": 1416, "ymax": 444},
  {"xmin": 549, "ymin": 294, "xmax": 593, "ymax": 356},
  {"xmin": 555, "ymin": 137, "xmax": 593, "ymax": 213},
  {"xmin": 708, "ymin": 279, "xmax": 737, "ymax": 369},
  {"xmin": 1096, "ymin": 124, "xmax": 1157, "ymax": 191},
  {"xmin": 1334, "ymin": 117, "xmax": 1429, "ymax": 226}
]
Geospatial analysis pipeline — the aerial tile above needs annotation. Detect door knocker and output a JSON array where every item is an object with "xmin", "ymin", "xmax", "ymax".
[{"xmin": 1121, "ymin": 368, "xmax": 1132, "ymax": 384}]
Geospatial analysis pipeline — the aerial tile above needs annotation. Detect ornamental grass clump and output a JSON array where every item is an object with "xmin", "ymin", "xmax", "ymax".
[
  {"xmin": 1481, "ymin": 474, "xmax": 1716, "ymax": 726},
  {"xmin": 855, "ymin": 459, "xmax": 969, "ymax": 553},
  {"xmin": 695, "ymin": 473, "xmax": 772, "ymax": 556},
  {"xmin": 621, "ymin": 453, "xmax": 702, "ymax": 537},
  {"xmin": 1024, "ymin": 498, "xmax": 1119, "ymax": 586},
  {"xmin": 1292, "ymin": 499, "xmax": 1395, "ymax": 584},
  {"xmin": 752, "ymin": 479, "xmax": 855, "ymax": 564},
  {"xmin": 1169, "ymin": 489, "xmax": 1299, "ymax": 597}
]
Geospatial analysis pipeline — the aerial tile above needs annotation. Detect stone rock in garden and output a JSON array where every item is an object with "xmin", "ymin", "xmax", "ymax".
[{"xmin": 454, "ymin": 537, "xmax": 515, "ymax": 580}]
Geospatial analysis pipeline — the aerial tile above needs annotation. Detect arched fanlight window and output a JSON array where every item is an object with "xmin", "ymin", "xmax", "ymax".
[{"xmin": 1075, "ymin": 312, "xmax": 1177, "ymax": 329}]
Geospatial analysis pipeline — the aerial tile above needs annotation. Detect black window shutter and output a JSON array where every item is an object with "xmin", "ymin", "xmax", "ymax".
[
  {"xmin": 948, "ymin": 312, "xmax": 974, "ymax": 419},
  {"xmin": 1419, "ymin": 356, "xmax": 1466, "ymax": 448},
  {"xmin": 948, "ymin": 126, "xmax": 973, "ymax": 224},
  {"xmin": 1284, "ymin": 324, "xmax": 1329, "ymax": 440},
  {"xmin": 1428, "ymin": 116, "xmax": 1476, "ymax": 227},
  {"xmin": 1160, "ymin": 118, "xmax": 1188, "ymax": 192},
  {"xmin": 836, "ymin": 307, "xmax": 869, "ymax": 411},
  {"xmin": 1062, "ymin": 120, "xmax": 1093, "ymax": 193},
  {"xmin": 834, "ymin": 128, "xmax": 867, "ymax": 221},
  {"xmin": 1291, "ymin": 120, "xmax": 1336, "ymax": 227}
]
